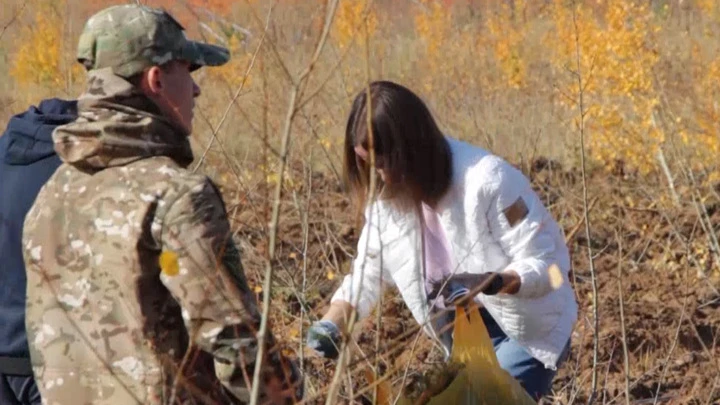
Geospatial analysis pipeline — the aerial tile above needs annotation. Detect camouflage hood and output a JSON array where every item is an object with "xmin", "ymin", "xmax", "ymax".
[{"xmin": 53, "ymin": 68, "xmax": 194, "ymax": 171}]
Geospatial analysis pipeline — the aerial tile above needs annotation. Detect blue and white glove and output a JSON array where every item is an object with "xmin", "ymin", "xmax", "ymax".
[{"xmin": 306, "ymin": 320, "xmax": 341, "ymax": 359}]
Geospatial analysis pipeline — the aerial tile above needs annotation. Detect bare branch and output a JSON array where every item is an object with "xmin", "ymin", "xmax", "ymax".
[
  {"xmin": 295, "ymin": 0, "xmax": 377, "ymax": 111},
  {"xmin": 324, "ymin": 7, "xmax": 378, "ymax": 401},
  {"xmin": 655, "ymin": 147, "xmax": 680, "ymax": 207},
  {"xmin": 653, "ymin": 295, "xmax": 688, "ymax": 404},
  {"xmin": 570, "ymin": 2, "xmax": 600, "ymax": 403},
  {"xmin": 249, "ymin": 1, "xmax": 340, "ymax": 403},
  {"xmin": 0, "ymin": 1, "xmax": 26, "ymax": 41},
  {"xmin": 615, "ymin": 230, "xmax": 631, "ymax": 405},
  {"xmin": 193, "ymin": 9, "xmax": 271, "ymax": 172}
]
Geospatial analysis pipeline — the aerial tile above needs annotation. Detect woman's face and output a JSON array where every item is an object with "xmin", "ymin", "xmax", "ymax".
[{"xmin": 354, "ymin": 145, "xmax": 388, "ymax": 183}]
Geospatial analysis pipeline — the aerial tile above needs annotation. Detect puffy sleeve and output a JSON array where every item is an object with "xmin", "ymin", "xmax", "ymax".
[
  {"xmin": 331, "ymin": 202, "xmax": 411, "ymax": 320},
  {"xmin": 480, "ymin": 161, "xmax": 567, "ymax": 299}
]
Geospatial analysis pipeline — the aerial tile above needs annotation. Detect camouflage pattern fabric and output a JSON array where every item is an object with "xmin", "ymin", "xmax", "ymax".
[
  {"xmin": 76, "ymin": 4, "xmax": 230, "ymax": 78},
  {"xmin": 21, "ymin": 69, "xmax": 301, "ymax": 404}
]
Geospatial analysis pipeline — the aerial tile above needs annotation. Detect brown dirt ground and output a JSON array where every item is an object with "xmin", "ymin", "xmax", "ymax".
[{"xmin": 219, "ymin": 156, "xmax": 720, "ymax": 404}]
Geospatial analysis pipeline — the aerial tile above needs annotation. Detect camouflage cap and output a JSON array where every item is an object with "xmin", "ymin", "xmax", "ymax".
[{"xmin": 77, "ymin": 4, "xmax": 230, "ymax": 78}]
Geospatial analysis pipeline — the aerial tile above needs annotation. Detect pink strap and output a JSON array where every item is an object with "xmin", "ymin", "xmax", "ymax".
[{"xmin": 421, "ymin": 204, "xmax": 456, "ymax": 307}]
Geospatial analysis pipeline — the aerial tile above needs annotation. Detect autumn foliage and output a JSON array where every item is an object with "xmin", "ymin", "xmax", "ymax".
[{"xmin": 6, "ymin": 0, "xmax": 719, "ymax": 180}]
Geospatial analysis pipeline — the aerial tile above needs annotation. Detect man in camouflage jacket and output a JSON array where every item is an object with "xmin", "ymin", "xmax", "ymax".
[{"xmin": 21, "ymin": 5, "xmax": 301, "ymax": 404}]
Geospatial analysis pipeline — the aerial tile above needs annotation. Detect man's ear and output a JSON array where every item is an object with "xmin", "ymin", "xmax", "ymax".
[{"xmin": 143, "ymin": 65, "xmax": 164, "ymax": 96}]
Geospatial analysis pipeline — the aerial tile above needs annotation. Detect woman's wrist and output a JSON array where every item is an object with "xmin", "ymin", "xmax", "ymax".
[
  {"xmin": 321, "ymin": 300, "xmax": 356, "ymax": 330},
  {"xmin": 499, "ymin": 271, "xmax": 521, "ymax": 294}
]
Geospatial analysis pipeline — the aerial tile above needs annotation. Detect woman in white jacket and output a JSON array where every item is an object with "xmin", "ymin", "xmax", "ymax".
[{"xmin": 306, "ymin": 81, "xmax": 577, "ymax": 401}]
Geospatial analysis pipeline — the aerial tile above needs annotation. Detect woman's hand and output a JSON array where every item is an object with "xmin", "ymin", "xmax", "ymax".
[
  {"xmin": 306, "ymin": 300, "xmax": 356, "ymax": 359},
  {"xmin": 306, "ymin": 320, "xmax": 341, "ymax": 359},
  {"xmin": 428, "ymin": 271, "xmax": 521, "ymax": 304}
]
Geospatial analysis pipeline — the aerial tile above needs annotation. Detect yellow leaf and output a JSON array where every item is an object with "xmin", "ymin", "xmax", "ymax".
[
  {"xmin": 159, "ymin": 251, "xmax": 179, "ymax": 276},
  {"xmin": 253, "ymin": 285, "xmax": 263, "ymax": 293},
  {"xmin": 327, "ymin": 271, "xmax": 335, "ymax": 280}
]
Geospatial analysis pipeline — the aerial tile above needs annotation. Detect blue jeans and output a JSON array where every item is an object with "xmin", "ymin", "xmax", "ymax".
[{"xmin": 479, "ymin": 307, "xmax": 571, "ymax": 401}]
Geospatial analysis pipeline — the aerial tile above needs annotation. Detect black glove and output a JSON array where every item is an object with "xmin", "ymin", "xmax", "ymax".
[
  {"xmin": 306, "ymin": 320, "xmax": 341, "ymax": 359},
  {"xmin": 475, "ymin": 272, "xmax": 505, "ymax": 295},
  {"xmin": 428, "ymin": 272, "xmax": 505, "ymax": 304}
]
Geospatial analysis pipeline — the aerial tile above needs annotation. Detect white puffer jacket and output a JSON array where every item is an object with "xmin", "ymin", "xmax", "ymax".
[{"xmin": 331, "ymin": 136, "xmax": 578, "ymax": 369}]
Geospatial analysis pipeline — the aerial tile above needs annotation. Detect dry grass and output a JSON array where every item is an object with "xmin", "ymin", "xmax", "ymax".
[{"xmin": 1, "ymin": 0, "xmax": 719, "ymax": 403}]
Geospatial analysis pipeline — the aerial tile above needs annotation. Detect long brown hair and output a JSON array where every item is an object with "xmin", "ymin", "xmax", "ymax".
[{"xmin": 343, "ymin": 81, "xmax": 452, "ymax": 213}]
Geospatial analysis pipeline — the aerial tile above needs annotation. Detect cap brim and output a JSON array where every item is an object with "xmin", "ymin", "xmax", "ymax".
[{"xmin": 180, "ymin": 40, "xmax": 230, "ymax": 72}]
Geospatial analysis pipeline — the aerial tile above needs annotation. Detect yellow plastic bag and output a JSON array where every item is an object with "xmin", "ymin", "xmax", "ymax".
[{"xmin": 366, "ymin": 304, "xmax": 537, "ymax": 404}]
